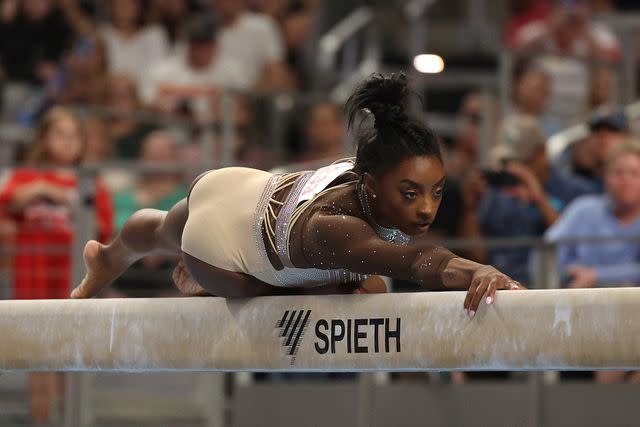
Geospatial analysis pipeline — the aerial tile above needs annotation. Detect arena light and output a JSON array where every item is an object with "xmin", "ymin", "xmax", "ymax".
[{"xmin": 413, "ymin": 54, "xmax": 444, "ymax": 74}]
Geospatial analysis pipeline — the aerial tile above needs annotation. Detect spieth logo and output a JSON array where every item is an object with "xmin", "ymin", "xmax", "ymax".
[
  {"xmin": 277, "ymin": 310, "xmax": 402, "ymax": 366},
  {"xmin": 276, "ymin": 310, "xmax": 312, "ymax": 365}
]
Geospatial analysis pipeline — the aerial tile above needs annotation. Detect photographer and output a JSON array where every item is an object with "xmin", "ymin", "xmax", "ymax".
[{"xmin": 471, "ymin": 114, "xmax": 593, "ymax": 282}]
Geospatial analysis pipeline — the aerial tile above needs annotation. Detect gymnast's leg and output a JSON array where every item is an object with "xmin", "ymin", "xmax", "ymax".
[
  {"xmin": 72, "ymin": 197, "xmax": 388, "ymax": 298},
  {"xmin": 71, "ymin": 199, "xmax": 189, "ymax": 298}
]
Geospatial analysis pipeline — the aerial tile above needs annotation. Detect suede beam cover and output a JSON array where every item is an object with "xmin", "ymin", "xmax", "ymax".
[{"xmin": 0, "ymin": 289, "xmax": 638, "ymax": 371}]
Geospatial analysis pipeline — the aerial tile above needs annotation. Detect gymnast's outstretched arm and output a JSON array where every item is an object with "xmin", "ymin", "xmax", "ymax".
[{"xmin": 293, "ymin": 213, "xmax": 524, "ymax": 314}]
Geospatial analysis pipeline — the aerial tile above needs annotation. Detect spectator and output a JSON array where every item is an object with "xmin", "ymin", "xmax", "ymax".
[
  {"xmin": 212, "ymin": 0, "xmax": 295, "ymax": 90},
  {"xmin": 141, "ymin": 13, "xmax": 245, "ymax": 119},
  {"xmin": 476, "ymin": 115, "xmax": 576, "ymax": 282},
  {"xmin": 589, "ymin": 65, "xmax": 616, "ymax": 110},
  {"xmin": 293, "ymin": 101, "xmax": 346, "ymax": 163},
  {"xmin": 0, "ymin": 107, "xmax": 113, "ymax": 424},
  {"xmin": 101, "ymin": 0, "xmax": 169, "ymax": 90},
  {"xmin": 56, "ymin": 36, "xmax": 109, "ymax": 105},
  {"xmin": 149, "ymin": 0, "xmax": 199, "ymax": 58},
  {"xmin": 546, "ymin": 141, "xmax": 640, "ymax": 289},
  {"xmin": 445, "ymin": 91, "xmax": 498, "ymax": 180},
  {"xmin": 105, "ymin": 73, "xmax": 157, "ymax": 159},
  {"xmin": 183, "ymin": 94, "xmax": 275, "ymax": 171},
  {"xmin": 0, "ymin": 0, "xmax": 74, "ymax": 84},
  {"xmin": 556, "ymin": 106, "xmax": 630, "ymax": 191},
  {"xmin": 256, "ymin": 0, "xmax": 322, "ymax": 85},
  {"xmin": 84, "ymin": 115, "xmax": 113, "ymax": 163},
  {"xmin": 113, "ymin": 131, "xmax": 186, "ymax": 231},
  {"xmin": 545, "ymin": 141, "xmax": 640, "ymax": 383},
  {"xmin": 510, "ymin": 0, "xmax": 621, "ymax": 127},
  {"xmin": 504, "ymin": 0, "xmax": 552, "ymax": 47},
  {"xmin": 510, "ymin": 0, "xmax": 621, "ymax": 61},
  {"xmin": 110, "ymin": 131, "xmax": 186, "ymax": 297},
  {"xmin": 512, "ymin": 62, "xmax": 563, "ymax": 137}
]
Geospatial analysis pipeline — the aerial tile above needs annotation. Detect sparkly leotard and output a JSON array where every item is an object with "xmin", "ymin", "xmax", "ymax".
[
  {"xmin": 183, "ymin": 161, "xmax": 367, "ymax": 287},
  {"xmin": 182, "ymin": 160, "xmax": 456, "ymax": 288}
]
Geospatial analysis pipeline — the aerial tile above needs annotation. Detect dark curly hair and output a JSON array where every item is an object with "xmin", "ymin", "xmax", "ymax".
[{"xmin": 345, "ymin": 73, "xmax": 441, "ymax": 176}]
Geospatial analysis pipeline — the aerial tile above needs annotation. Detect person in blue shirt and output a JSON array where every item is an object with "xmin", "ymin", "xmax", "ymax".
[
  {"xmin": 477, "ymin": 114, "xmax": 596, "ymax": 282},
  {"xmin": 554, "ymin": 105, "xmax": 630, "ymax": 193},
  {"xmin": 545, "ymin": 141, "xmax": 640, "ymax": 289},
  {"xmin": 545, "ymin": 141, "xmax": 640, "ymax": 384}
]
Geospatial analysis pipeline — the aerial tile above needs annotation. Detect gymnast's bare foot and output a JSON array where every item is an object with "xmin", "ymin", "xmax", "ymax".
[{"xmin": 70, "ymin": 240, "xmax": 128, "ymax": 298}]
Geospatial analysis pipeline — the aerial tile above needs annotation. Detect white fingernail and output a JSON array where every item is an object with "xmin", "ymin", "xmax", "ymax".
[
  {"xmin": 486, "ymin": 296, "xmax": 492, "ymax": 304},
  {"xmin": 470, "ymin": 310, "xmax": 475, "ymax": 318}
]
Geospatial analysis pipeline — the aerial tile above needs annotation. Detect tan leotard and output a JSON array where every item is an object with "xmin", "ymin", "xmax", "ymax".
[{"xmin": 182, "ymin": 160, "xmax": 456, "ymax": 288}]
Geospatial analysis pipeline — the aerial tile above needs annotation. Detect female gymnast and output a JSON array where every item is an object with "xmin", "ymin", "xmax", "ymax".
[{"xmin": 72, "ymin": 73, "xmax": 524, "ymax": 317}]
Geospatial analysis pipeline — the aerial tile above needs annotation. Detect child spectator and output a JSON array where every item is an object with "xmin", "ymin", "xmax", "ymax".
[{"xmin": 0, "ymin": 106, "xmax": 113, "ymax": 424}]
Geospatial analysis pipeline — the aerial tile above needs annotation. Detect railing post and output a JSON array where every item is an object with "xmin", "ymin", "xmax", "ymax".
[{"xmin": 65, "ymin": 166, "xmax": 97, "ymax": 427}]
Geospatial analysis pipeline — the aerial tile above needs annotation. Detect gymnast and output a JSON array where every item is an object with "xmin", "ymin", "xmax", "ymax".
[{"xmin": 72, "ymin": 73, "xmax": 524, "ymax": 317}]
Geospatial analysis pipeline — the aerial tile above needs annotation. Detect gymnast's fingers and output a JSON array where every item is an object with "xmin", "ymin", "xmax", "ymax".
[
  {"xmin": 469, "ymin": 276, "xmax": 492, "ymax": 316},
  {"xmin": 464, "ymin": 272, "xmax": 482, "ymax": 314},
  {"xmin": 486, "ymin": 276, "xmax": 501, "ymax": 305},
  {"xmin": 500, "ymin": 278, "xmax": 525, "ymax": 291}
]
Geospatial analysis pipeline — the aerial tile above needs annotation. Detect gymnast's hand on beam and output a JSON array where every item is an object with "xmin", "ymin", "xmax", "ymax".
[{"xmin": 463, "ymin": 265, "xmax": 525, "ymax": 318}]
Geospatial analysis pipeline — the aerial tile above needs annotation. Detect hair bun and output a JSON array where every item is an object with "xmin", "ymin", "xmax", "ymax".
[{"xmin": 345, "ymin": 73, "xmax": 410, "ymax": 132}]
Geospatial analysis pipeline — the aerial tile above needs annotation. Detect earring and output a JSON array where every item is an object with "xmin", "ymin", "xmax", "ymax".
[{"xmin": 372, "ymin": 194, "xmax": 377, "ymax": 199}]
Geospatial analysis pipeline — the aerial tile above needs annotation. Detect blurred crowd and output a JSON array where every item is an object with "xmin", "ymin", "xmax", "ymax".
[{"xmin": 1, "ymin": 0, "xmax": 640, "ymax": 421}]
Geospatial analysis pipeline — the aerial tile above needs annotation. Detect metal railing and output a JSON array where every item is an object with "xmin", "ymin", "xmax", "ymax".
[{"xmin": 315, "ymin": 6, "xmax": 381, "ymax": 93}]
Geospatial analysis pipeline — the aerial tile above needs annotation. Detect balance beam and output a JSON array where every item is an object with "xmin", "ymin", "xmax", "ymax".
[{"xmin": 0, "ymin": 289, "xmax": 639, "ymax": 372}]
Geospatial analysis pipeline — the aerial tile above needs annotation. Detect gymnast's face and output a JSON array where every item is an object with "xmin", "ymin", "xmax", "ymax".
[{"xmin": 364, "ymin": 156, "xmax": 445, "ymax": 236}]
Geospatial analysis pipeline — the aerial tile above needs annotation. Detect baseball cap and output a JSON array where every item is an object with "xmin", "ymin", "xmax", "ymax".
[
  {"xmin": 491, "ymin": 114, "xmax": 546, "ymax": 163},
  {"xmin": 588, "ymin": 106, "xmax": 629, "ymax": 132}
]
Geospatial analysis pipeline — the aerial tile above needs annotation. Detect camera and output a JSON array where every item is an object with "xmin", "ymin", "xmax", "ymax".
[{"xmin": 482, "ymin": 170, "xmax": 520, "ymax": 188}]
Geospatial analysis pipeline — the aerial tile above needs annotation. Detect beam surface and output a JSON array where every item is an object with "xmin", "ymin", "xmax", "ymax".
[{"xmin": 0, "ymin": 289, "xmax": 639, "ymax": 371}]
